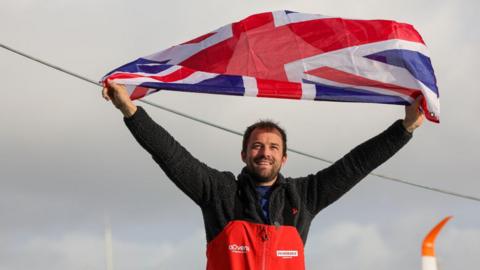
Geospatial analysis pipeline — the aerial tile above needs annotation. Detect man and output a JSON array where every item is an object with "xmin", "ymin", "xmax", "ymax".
[{"xmin": 102, "ymin": 81, "xmax": 423, "ymax": 270}]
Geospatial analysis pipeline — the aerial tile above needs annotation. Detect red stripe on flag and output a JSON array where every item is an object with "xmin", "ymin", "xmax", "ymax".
[
  {"xmin": 179, "ymin": 12, "xmax": 275, "ymax": 75},
  {"xmin": 232, "ymin": 12, "xmax": 275, "ymax": 37},
  {"xmin": 306, "ymin": 66, "xmax": 420, "ymax": 97},
  {"xmin": 288, "ymin": 18, "xmax": 425, "ymax": 51},
  {"xmin": 107, "ymin": 73, "xmax": 144, "ymax": 80},
  {"xmin": 256, "ymin": 79, "xmax": 302, "ymax": 99},
  {"xmin": 107, "ymin": 67, "xmax": 196, "ymax": 83},
  {"xmin": 130, "ymin": 86, "xmax": 149, "ymax": 100},
  {"xmin": 421, "ymin": 98, "xmax": 439, "ymax": 123}
]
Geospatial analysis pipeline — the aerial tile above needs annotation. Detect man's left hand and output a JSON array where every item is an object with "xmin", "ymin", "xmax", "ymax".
[{"xmin": 403, "ymin": 96, "xmax": 424, "ymax": 133}]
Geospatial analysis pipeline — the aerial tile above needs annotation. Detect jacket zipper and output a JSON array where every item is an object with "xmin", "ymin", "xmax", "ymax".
[
  {"xmin": 260, "ymin": 226, "xmax": 269, "ymax": 270},
  {"xmin": 266, "ymin": 185, "xmax": 280, "ymax": 225}
]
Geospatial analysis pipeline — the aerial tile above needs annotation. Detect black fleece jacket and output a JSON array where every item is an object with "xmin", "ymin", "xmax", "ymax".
[{"xmin": 124, "ymin": 106, "xmax": 412, "ymax": 244}]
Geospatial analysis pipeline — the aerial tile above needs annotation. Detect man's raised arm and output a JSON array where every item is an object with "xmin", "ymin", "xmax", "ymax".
[
  {"xmin": 297, "ymin": 97, "xmax": 425, "ymax": 215},
  {"xmin": 101, "ymin": 81, "xmax": 234, "ymax": 206}
]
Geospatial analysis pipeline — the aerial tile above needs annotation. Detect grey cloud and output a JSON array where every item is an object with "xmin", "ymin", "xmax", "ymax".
[{"xmin": 1, "ymin": 0, "xmax": 480, "ymax": 269}]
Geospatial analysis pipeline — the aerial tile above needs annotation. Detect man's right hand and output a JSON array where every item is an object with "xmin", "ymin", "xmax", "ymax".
[
  {"xmin": 102, "ymin": 80, "xmax": 137, "ymax": 118},
  {"xmin": 402, "ymin": 96, "xmax": 424, "ymax": 133}
]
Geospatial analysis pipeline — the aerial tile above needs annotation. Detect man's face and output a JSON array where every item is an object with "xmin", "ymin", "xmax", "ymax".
[{"xmin": 241, "ymin": 128, "xmax": 287, "ymax": 185}]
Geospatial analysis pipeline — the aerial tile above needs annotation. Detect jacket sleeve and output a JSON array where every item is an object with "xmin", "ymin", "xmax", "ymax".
[
  {"xmin": 123, "ymin": 106, "xmax": 234, "ymax": 207},
  {"xmin": 296, "ymin": 120, "xmax": 412, "ymax": 215}
]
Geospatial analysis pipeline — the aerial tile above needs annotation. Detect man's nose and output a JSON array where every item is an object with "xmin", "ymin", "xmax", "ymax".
[{"xmin": 260, "ymin": 147, "xmax": 272, "ymax": 158}]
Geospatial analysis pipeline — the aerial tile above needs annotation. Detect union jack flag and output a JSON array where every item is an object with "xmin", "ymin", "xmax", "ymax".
[{"xmin": 102, "ymin": 10, "xmax": 440, "ymax": 122}]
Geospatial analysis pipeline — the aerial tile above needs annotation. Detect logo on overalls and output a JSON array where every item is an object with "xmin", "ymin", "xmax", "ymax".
[
  {"xmin": 228, "ymin": 244, "xmax": 250, "ymax": 254},
  {"xmin": 276, "ymin": 250, "xmax": 298, "ymax": 258}
]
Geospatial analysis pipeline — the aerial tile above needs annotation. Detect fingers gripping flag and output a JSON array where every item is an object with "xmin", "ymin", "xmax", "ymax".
[{"xmin": 102, "ymin": 10, "xmax": 440, "ymax": 122}]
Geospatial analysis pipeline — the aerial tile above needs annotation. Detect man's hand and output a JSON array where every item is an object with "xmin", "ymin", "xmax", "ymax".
[
  {"xmin": 102, "ymin": 81, "xmax": 137, "ymax": 118},
  {"xmin": 403, "ymin": 96, "xmax": 424, "ymax": 133}
]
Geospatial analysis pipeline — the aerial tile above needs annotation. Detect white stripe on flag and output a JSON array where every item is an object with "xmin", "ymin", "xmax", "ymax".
[
  {"xmin": 144, "ymin": 24, "xmax": 233, "ymax": 65},
  {"xmin": 284, "ymin": 11, "xmax": 330, "ymax": 25},
  {"xmin": 301, "ymin": 83, "xmax": 316, "ymax": 100},
  {"xmin": 272, "ymin": 11, "xmax": 290, "ymax": 27},
  {"xmin": 418, "ymin": 80, "xmax": 440, "ymax": 118},
  {"xmin": 175, "ymin": 71, "xmax": 217, "ymax": 84},
  {"xmin": 110, "ymin": 77, "xmax": 161, "ymax": 85},
  {"xmin": 125, "ymin": 84, "xmax": 137, "ymax": 96},
  {"xmin": 273, "ymin": 11, "xmax": 330, "ymax": 27},
  {"xmin": 107, "ymin": 65, "xmax": 181, "ymax": 80},
  {"xmin": 243, "ymin": 76, "xmax": 258, "ymax": 97},
  {"xmin": 285, "ymin": 39, "xmax": 430, "ymax": 90},
  {"xmin": 110, "ymin": 68, "xmax": 217, "ymax": 85}
]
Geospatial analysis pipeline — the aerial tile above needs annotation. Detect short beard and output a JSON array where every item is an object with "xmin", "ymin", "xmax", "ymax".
[
  {"xmin": 251, "ymin": 172, "xmax": 276, "ymax": 183},
  {"xmin": 249, "ymin": 162, "xmax": 279, "ymax": 184}
]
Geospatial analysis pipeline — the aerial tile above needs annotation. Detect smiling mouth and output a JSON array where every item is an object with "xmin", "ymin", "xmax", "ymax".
[{"xmin": 255, "ymin": 160, "xmax": 272, "ymax": 166}]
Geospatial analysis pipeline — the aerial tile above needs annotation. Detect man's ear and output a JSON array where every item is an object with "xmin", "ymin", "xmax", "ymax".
[
  {"xmin": 241, "ymin": 151, "xmax": 246, "ymax": 163},
  {"xmin": 281, "ymin": 154, "xmax": 288, "ymax": 165}
]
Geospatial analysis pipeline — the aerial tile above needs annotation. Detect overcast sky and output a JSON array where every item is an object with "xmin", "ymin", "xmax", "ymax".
[{"xmin": 1, "ymin": 0, "xmax": 479, "ymax": 269}]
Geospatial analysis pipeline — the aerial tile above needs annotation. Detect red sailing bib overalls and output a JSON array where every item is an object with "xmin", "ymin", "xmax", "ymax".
[{"xmin": 206, "ymin": 220, "xmax": 305, "ymax": 270}]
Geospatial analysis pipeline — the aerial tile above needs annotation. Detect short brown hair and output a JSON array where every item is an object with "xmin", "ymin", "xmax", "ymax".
[{"xmin": 242, "ymin": 120, "xmax": 287, "ymax": 156}]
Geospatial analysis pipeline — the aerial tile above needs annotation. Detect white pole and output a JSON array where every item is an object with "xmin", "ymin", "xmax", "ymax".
[{"xmin": 104, "ymin": 215, "xmax": 114, "ymax": 270}]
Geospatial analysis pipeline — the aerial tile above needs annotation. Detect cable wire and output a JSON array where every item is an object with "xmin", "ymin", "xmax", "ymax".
[{"xmin": 2, "ymin": 41, "xmax": 479, "ymax": 203}]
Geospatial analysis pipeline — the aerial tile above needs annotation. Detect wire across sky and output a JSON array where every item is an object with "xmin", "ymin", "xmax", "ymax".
[{"xmin": 2, "ymin": 42, "xmax": 479, "ymax": 203}]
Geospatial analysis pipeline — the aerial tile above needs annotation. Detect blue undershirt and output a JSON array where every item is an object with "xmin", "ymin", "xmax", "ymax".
[{"xmin": 255, "ymin": 186, "xmax": 272, "ymax": 223}]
